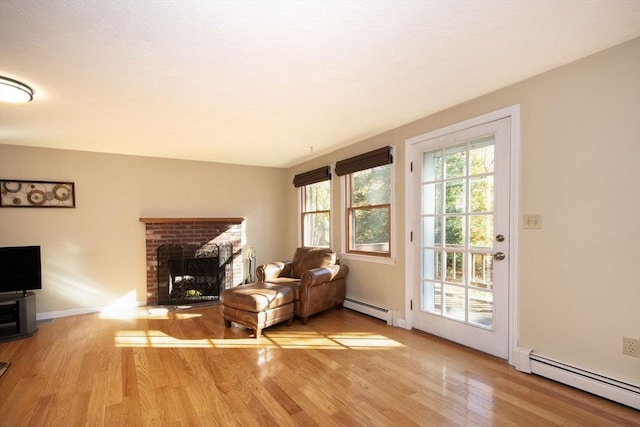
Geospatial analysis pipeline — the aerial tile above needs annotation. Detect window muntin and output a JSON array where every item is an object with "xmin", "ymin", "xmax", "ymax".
[
  {"xmin": 346, "ymin": 164, "xmax": 392, "ymax": 256},
  {"xmin": 421, "ymin": 137, "xmax": 496, "ymax": 328},
  {"xmin": 301, "ymin": 180, "xmax": 330, "ymax": 247}
]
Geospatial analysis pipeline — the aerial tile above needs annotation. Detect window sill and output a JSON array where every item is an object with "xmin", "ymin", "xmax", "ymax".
[{"xmin": 339, "ymin": 252, "xmax": 397, "ymax": 265}]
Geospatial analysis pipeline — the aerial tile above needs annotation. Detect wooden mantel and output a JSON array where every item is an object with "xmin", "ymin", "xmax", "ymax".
[{"xmin": 139, "ymin": 217, "xmax": 245, "ymax": 224}]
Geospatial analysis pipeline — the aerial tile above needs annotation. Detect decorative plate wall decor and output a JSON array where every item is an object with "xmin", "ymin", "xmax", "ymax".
[{"xmin": 0, "ymin": 180, "xmax": 75, "ymax": 208}]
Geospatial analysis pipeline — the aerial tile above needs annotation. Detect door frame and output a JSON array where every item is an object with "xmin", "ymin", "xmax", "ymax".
[{"xmin": 404, "ymin": 105, "xmax": 521, "ymax": 366}]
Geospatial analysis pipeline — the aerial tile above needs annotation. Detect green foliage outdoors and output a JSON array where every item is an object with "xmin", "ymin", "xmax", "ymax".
[
  {"xmin": 304, "ymin": 181, "xmax": 331, "ymax": 246},
  {"xmin": 430, "ymin": 142, "xmax": 495, "ymax": 278},
  {"xmin": 352, "ymin": 165, "xmax": 391, "ymax": 245},
  {"xmin": 432, "ymin": 143, "xmax": 494, "ymax": 248},
  {"xmin": 306, "ymin": 142, "xmax": 494, "ymax": 254}
]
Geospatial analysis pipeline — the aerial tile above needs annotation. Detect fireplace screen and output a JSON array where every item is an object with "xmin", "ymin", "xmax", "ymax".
[{"xmin": 156, "ymin": 242, "xmax": 233, "ymax": 305}]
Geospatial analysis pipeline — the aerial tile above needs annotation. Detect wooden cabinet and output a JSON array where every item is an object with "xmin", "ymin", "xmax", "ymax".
[{"xmin": 0, "ymin": 292, "xmax": 37, "ymax": 342}]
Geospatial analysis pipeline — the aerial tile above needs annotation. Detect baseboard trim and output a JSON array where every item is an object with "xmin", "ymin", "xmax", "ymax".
[
  {"xmin": 515, "ymin": 351, "xmax": 640, "ymax": 410},
  {"xmin": 344, "ymin": 297, "xmax": 394, "ymax": 325}
]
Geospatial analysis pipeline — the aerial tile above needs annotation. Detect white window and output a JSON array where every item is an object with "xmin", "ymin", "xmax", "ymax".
[
  {"xmin": 294, "ymin": 166, "xmax": 331, "ymax": 247},
  {"xmin": 336, "ymin": 146, "xmax": 395, "ymax": 261},
  {"xmin": 346, "ymin": 164, "xmax": 392, "ymax": 256},
  {"xmin": 301, "ymin": 180, "xmax": 331, "ymax": 247}
]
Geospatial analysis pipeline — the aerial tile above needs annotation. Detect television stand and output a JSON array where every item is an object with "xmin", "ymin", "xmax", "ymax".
[{"xmin": 0, "ymin": 292, "xmax": 38, "ymax": 342}]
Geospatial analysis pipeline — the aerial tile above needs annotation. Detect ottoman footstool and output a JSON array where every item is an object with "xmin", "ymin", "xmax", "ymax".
[{"xmin": 221, "ymin": 282, "xmax": 294, "ymax": 338}]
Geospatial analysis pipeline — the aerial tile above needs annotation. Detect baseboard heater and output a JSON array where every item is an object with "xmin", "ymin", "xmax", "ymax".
[
  {"xmin": 515, "ymin": 348, "xmax": 640, "ymax": 410},
  {"xmin": 343, "ymin": 297, "xmax": 393, "ymax": 325}
]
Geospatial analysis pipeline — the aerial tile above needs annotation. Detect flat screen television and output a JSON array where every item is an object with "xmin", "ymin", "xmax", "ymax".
[{"xmin": 0, "ymin": 246, "xmax": 42, "ymax": 296}]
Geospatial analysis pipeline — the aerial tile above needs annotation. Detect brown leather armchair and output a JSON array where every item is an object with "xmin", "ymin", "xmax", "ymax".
[{"xmin": 256, "ymin": 247, "xmax": 348, "ymax": 324}]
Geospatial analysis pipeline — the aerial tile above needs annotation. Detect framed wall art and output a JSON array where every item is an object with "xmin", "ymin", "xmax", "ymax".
[{"xmin": 0, "ymin": 180, "xmax": 76, "ymax": 208}]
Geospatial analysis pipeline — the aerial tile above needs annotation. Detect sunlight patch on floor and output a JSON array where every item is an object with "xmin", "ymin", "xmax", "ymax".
[
  {"xmin": 268, "ymin": 331, "xmax": 405, "ymax": 350},
  {"xmin": 114, "ymin": 330, "xmax": 277, "ymax": 348},
  {"xmin": 99, "ymin": 291, "xmax": 143, "ymax": 319},
  {"xmin": 174, "ymin": 312, "xmax": 202, "ymax": 320},
  {"xmin": 99, "ymin": 305, "xmax": 205, "ymax": 320},
  {"xmin": 113, "ymin": 329, "xmax": 405, "ymax": 350}
]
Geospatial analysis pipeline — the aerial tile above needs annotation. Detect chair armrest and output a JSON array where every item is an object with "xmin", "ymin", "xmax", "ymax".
[
  {"xmin": 300, "ymin": 265, "xmax": 349, "ymax": 287},
  {"xmin": 256, "ymin": 261, "xmax": 290, "ymax": 281}
]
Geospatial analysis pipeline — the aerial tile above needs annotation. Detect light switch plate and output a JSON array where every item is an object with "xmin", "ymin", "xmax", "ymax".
[{"xmin": 523, "ymin": 214, "xmax": 542, "ymax": 229}]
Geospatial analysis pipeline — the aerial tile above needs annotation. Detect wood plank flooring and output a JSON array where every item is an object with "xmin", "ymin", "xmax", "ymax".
[{"xmin": 0, "ymin": 305, "xmax": 638, "ymax": 426}]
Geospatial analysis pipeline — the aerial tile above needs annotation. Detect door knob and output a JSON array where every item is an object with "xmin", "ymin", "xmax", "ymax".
[{"xmin": 493, "ymin": 252, "xmax": 506, "ymax": 261}]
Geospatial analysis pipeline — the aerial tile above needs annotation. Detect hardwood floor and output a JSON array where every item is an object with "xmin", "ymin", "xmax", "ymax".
[{"xmin": 0, "ymin": 304, "xmax": 638, "ymax": 426}]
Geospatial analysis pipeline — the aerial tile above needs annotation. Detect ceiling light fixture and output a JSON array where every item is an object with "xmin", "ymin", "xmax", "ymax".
[{"xmin": 0, "ymin": 76, "xmax": 34, "ymax": 103}]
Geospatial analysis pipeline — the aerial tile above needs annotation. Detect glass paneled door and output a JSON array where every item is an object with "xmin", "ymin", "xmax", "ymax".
[{"xmin": 411, "ymin": 117, "xmax": 510, "ymax": 359}]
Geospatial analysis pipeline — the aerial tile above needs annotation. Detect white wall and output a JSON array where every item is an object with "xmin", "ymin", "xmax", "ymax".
[
  {"xmin": 0, "ymin": 146, "xmax": 289, "ymax": 315},
  {"xmin": 286, "ymin": 38, "xmax": 640, "ymax": 384}
]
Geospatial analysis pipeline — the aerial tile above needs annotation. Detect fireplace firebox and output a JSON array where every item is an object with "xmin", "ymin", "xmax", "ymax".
[
  {"xmin": 140, "ymin": 217, "xmax": 245, "ymax": 306},
  {"xmin": 156, "ymin": 242, "xmax": 233, "ymax": 305}
]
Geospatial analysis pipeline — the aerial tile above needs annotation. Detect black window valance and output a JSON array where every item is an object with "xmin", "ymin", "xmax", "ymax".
[
  {"xmin": 335, "ymin": 146, "xmax": 393, "ymax": 176},
  {"xmin": 293, "ymin": 166, "xmax": 331, "ymax": 188}
]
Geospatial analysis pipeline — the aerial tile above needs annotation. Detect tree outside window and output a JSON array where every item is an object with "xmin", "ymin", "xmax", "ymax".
[
  {"xmin": 302, "ymin": 180, "xmax": 330, "ymax": 247},
  {"xmin": 426, "ymin": 139, "xmax": 495, "ymax": 292},
  {"xmin": 347, "ymin": 164, "xmax": 392, "ymax": 256}
]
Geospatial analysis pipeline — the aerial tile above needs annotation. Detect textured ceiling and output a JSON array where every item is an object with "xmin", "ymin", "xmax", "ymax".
[{"xmin": 1, "ymin": 0, "xmax": 638, "ymax": 168}]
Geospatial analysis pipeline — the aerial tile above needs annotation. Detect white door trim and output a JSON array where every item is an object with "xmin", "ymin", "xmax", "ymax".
[{"xmin": 404, "ymin": 104, "xmax": 521, "ymax": 366}]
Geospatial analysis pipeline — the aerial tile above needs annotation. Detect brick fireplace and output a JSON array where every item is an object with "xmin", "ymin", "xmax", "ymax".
[{"xmin": 140, "ymin": 217, "xmax": 245, "ymax": 305}]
